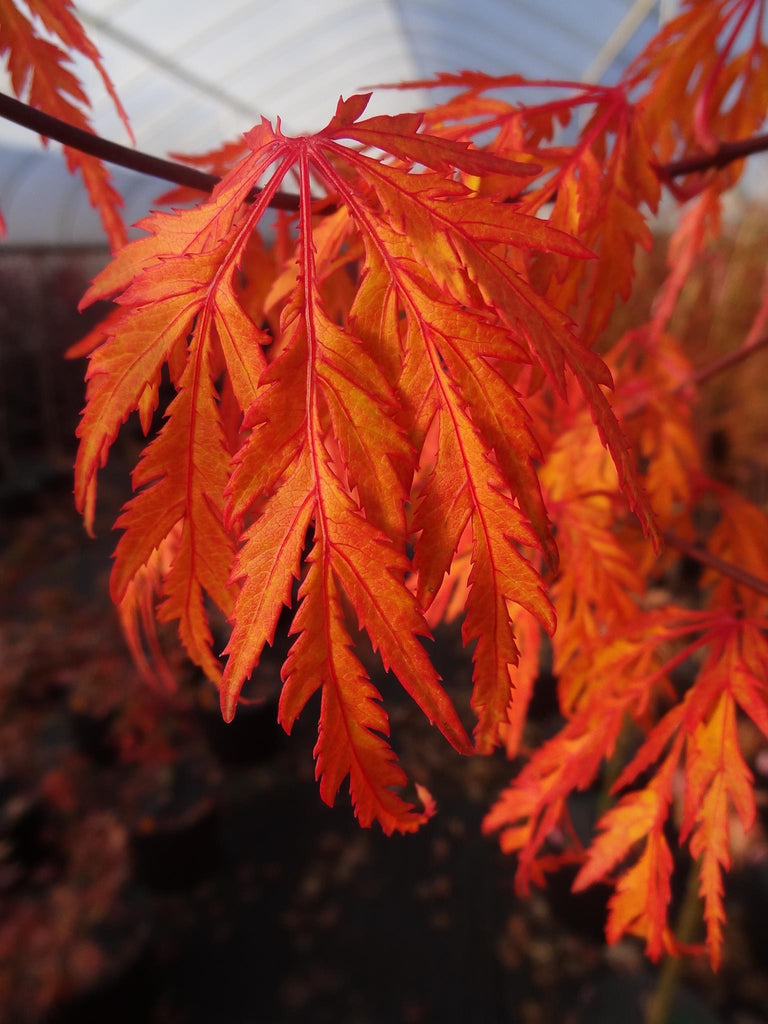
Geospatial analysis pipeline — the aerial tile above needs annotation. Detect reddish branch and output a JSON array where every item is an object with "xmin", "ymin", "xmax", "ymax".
[
  {"xmin": 662, "ymin": 530, "xmax": 768, "ymax": 600},
  {"xmin": 685, "ymin": 332, "xmax": 768, "ymax": 388},
  {"xmin": 0, "ymin": 92, "xmax": 299, "ymax": 211},
  {"xmin": 3, "ymin": 90, "xmax": 768, "ymax": 210},
  {"xmin": 659, "ymin": 131, "xmax": 768, "ymax": 178}
]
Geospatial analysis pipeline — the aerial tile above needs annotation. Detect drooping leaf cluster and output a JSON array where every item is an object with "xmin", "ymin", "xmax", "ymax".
[{"xmin": 3, "ymin": 0, "xmax": 768, "ymax": 968}]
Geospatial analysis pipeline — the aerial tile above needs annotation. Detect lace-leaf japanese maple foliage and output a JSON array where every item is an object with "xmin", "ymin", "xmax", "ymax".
[
  {"xmin": 74, "ymin": 96, "xmax": 643, "ymax": 834},
  {"xmin": 3, "ymin": 0, "xmax": 768, "ymax": 968}
]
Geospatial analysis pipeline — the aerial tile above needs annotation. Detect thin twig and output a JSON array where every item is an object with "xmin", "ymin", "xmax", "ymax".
[
  {"xmin": 659, "ymin": 131, "xmax": 768, "ymax": 178},
  {"xmin": 684, "ymin": 332, "xmax": 768, "ymax": 389},
  {"xmin": 662, "ymin": 530, "xmax": 768, "ymax": 600},
  {"xmin": 620, "ymin": 330, "xmax": 768, "ymax": 426},
  {"xmin": 0, "ymin": 91, "xmax": 300, "ymax": 211}
]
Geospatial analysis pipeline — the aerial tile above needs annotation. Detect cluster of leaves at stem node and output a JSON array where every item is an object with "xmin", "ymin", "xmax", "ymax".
[{"xmin": 73, "ymin": 91, "xmax": 655, "ymax": 835}]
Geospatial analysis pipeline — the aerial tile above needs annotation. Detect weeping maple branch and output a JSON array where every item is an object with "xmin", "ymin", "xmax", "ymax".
[
  {"xmin": 0, "ymin": 91, "xmax": 300, "ymax": 211},
  {"xmin": 3, "ymin": 89, "xmax": 768, "ymax": 211},
  {"xmin": 6, "ymin": 87, "xmax": 767, "ymax": 603}
]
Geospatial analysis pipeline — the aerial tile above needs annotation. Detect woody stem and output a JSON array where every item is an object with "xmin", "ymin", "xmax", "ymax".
[
  {"xmin": 659, "ymin": 130, "xmax": 768, "ymax": 178},
  {"xmin": 683, "ymin": 333, "xmax": 768, "ymax": 389},
  {"xmin": 0, "ymin": 91, "xmax": 299, "ymax": 210},
  {"xmin": 662, "ymin": 531, "xmax": 768, "ymax": 600}
]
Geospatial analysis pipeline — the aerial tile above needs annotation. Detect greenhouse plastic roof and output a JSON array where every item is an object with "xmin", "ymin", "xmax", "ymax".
[{"xmin": 0, "ymin": 0, "xmax": 679, "ymax": 246}]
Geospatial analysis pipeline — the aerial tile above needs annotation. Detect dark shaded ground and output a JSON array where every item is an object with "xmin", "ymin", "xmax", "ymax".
[{"xmin": 1, "ymin": 442, "xmax": 768, "ymax": 1024}]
